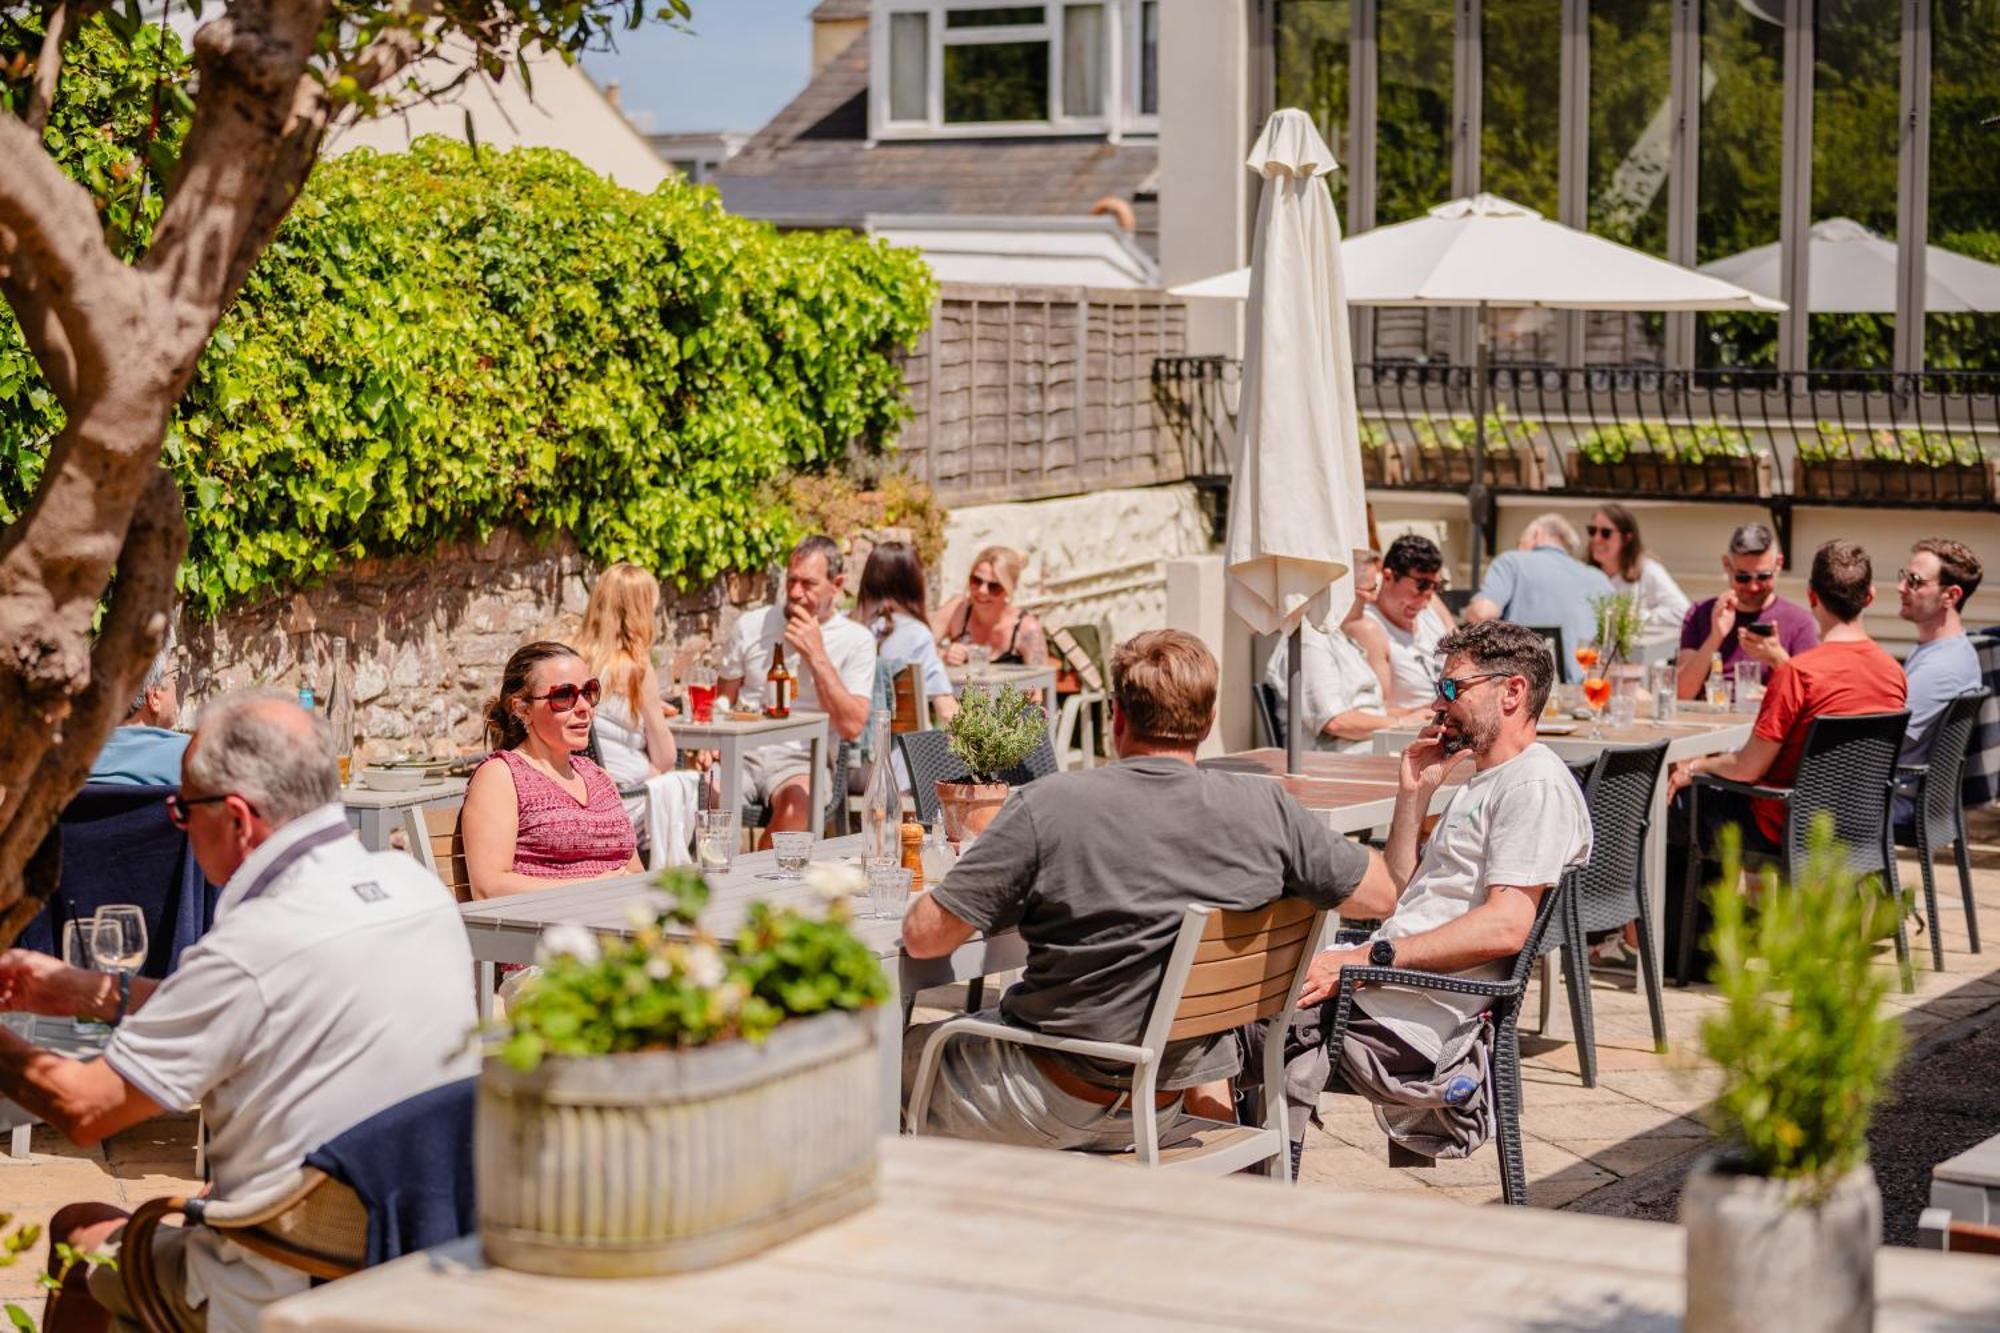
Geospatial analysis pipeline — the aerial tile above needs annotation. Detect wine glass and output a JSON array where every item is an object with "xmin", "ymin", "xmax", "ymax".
[
  {"xmin": 1581, "ymin": 671, "xmax": 1614, "ymax": 739},
  {"xmin": 90, "ymin": 905, "xmax": 149, "ymax": 979}
]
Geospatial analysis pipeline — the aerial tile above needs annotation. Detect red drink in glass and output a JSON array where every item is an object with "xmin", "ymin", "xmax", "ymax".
[{"xmin": 688, "ymin": 683, "xmax": 716, "ymax": 723}]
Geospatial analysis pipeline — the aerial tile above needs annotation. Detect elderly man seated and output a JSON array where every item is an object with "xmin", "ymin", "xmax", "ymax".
[
  {"xmin": 900, "ymin": 629, "xmax": 1399, "ymax": 1152},
  {"xmin": 1254, "ymin": 620, "xmax": 1591, "ymax": 1171},
  {"xmin": 1464, "ymin": 514, "xmax": 1613, "ymax": 684},
  {"xmin": 87, "ymin": 644, "xmax": 191, "ymax": 787},
  {"xmin": 0, "ymin": 692, "xmax": 478, "ymax": 1333}
]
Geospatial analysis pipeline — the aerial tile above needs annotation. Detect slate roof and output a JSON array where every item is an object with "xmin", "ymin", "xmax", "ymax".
[
  {"xmin": 809, "ymin": 0, "xmax": 870, "ymax": 18},
  {"xmin": 715, "ymin": 26, "xmax": 1159, "ymax": 255}
]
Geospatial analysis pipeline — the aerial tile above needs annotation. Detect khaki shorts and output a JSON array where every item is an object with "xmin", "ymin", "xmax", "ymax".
[
  {"xmin": 87, "ymin": 1221, "xmax": 204, "ymax": 1332},
  {"xmin": 738, "ymin": 744, "xmax": 815, "ymax": 807}
]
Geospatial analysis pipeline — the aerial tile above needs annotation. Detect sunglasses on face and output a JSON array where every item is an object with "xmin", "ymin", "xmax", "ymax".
[
  {"xmin": 968, "ymin": 576, "xmax": 1006, "ymax": 596},
  {"xmin": 1587, "ymin": 525, "xmax": 1618, "ymax": 539},
  {"xmin": 1434, "ymin": 672, "xmax": 1507, "ymax": 703},
  {"xmin": 1732, "ymin": 570, "xmax": 1777, "ymax": 585},
  {"xmin": 1896, "ymin": 568, "xmax": 1933, "ymax": 589},
  {"xmin": 165, "ymin": 791, "xmax": 251, "ymax": 829},
  {"xmin": 1396, "ymin": 573, "xmax": 1447, "ymax": 595},
  {"xmin": 530, "ymin": 679, "xmax": 601, "ymax": 712}
]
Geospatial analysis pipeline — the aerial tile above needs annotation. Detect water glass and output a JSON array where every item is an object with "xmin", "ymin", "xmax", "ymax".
[
  {"xmin": 770, "ymin": 831, "xmax": 812, "ymax": 879},
  {"xmin": 1648, "ymin": 661, "xmax": 1678, "ymax": 723},
  {"xmin": 696, "ymin": 810, "xmax": 738, "ymax": 875},
  {"xmin": 1609, "ymin": 692, "xmax": 1639, "ymax": 730},
  {"xmin": 61, "ymin": 919, "xmax": 108, "ymax": 1034},
  {"xmin": 865, "ymin": 860, "xmax": 912, "ymax": 920},
  {"xmin": 967, "ymin": 643, "xmax": 993, "ymax": 670},
  {"xmin": 1733, "ymin": 660, "xmax": 1766, "ymax": 711}
]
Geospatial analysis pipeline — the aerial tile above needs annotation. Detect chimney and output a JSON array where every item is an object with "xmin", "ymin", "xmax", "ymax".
[{"xmin": 812, "ymin": 3, "xmax": 868, "ymax": 75}]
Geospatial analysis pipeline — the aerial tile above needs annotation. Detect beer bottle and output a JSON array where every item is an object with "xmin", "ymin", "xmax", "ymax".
[{"xmin": 764, "ymin": 644, "xmax": 794, "ymax": 718}]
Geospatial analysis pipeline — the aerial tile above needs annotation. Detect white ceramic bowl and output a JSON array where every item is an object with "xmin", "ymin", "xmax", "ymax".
[{"xmin": 360, "ymin": 767, "xmax": 426, "ymax": 792}]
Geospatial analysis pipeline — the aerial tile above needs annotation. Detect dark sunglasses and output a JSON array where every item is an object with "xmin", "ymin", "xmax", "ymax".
[
  {"xmin": 1434, "ymin": 672, "xmax": 1508, "ymax": 702},
  {"xmin": 1896, "ymin": 568, "xmax": 1933, "ymax": 589},
  {"xmin": 530, "ymin": 679, "xmax": 602, "ymax": 711},
  {"xmin": 1587, "ymin": 525, "xmax": 1618, "ymax": 539},
  {"xmin": 968, "ymin": 576, "xmax": 1006, "ymax": 595},
  {"xmin": 165, "ymin": 791, "xmax": 249, "ymax": 829},
  {"xmin": 1396, "ymin": 572, "xmax": 1448, "ymax": 594},
  {"xmin": 1731, "ymin": 570, "xmax": 1777, "ymax": 585}
]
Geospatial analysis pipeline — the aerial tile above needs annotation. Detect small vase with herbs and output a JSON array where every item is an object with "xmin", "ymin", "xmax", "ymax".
[
  {"xmin": 476, "ymin": 866, "xmax": 889, "ymax": 1278},
  {"xmin": 1681, "ymin": 819, "xmax": 1904, "ymax": 1332},
  {"xmin": 937, "ymin": 682, "xmax": 1046, "ymax": 845}
]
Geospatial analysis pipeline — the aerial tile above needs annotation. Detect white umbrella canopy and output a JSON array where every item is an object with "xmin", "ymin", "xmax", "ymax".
[
  {"xmin": 1224, "ymin": 110, "xmax": 1369, "ymax": 647},
  {"xmin": 1698, "ymin": 217, "xmax": 2000, "ymax": 314}
]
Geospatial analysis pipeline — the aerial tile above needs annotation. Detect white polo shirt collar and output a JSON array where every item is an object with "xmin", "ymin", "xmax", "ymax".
[{"xmin": 212, "ymin": 803, "xmax": 353, "ymax": 917}]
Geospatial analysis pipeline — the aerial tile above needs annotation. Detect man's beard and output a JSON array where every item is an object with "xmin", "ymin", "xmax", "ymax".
[{"xmin": 1443, "ymin": 705, "xmax": 1502, "ymax": 756}]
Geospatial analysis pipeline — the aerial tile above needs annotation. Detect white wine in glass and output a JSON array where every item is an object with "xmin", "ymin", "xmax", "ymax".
[{"xmin": 90, "ymin": 905, "xmax": 149, "ymax": 976}]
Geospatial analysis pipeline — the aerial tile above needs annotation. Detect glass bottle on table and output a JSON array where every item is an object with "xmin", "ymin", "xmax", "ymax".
[
  {"xmin": 327, "ymin": 635, "xmax": 355, "ymax": 786},
  {"xmin": 764, "ymin": 644, "xmax": 794, "ymax": 719},
  {"xmin": 1705, "ymin": 653, "xmax": 1728, "ymax": 708},
  {"xmin": 860, "ymin": 714, "xmax": 900, "ymax": 865}
]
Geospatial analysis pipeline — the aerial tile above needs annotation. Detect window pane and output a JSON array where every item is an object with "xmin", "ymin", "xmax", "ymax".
[
  {"xmin": 1698, "ymin": 0, "xmax": 1785, "ymax": 367},
  {"xmin": 1928, "ymin": 0, "xmax": 2000, "ymax": 369},
  {"xmin": 946, "ymin": 6, "xmax": 1045, "ymax": 27},
  {"xmin": 1810, "ymin": 0, "xmax": 1899, "ymax": 367},
  {"xmin": 1588, "ymin": 0, "xmax": 1674, "ymax": 365},
  {"xmin": 944, "ymin": 41, "xmax": 1050, "ymax": 121},
  {"xmin": 1377, "ymin": 0, "xmax": 1455, "ymax": 360},
  {"xmin": 890, "ymin": 12, "xmax": 930, "ymax": 121},
  {"xmin": 1063, "ymin": 4, "xmax": 1106, "ymax": 117},
  {"xmin": 1273, "ymin": 1, "xmax": 1350, "ymax": 218},
  {"xmin": 1481, "ymin": 0, "xmax": 1560, "ymax": 216},
  {"xmin": 1139, "ymin": 0, "xmax": 1160, "ymax": 117}
]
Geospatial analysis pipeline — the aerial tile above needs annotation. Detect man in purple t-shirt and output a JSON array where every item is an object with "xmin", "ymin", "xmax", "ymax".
[{"xmin": 1674, "ymin": 521, "xmax": 1820, "ymax": 700}]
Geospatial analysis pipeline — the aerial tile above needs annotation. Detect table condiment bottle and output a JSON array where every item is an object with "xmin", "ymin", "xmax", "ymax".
[{"xmin": 900, "ymin": 822, "xmax": 926, "ymax": 892}]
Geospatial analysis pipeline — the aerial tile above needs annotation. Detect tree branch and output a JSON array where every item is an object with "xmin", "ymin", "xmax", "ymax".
[{"xmin": 22, "ymin": 0, "xmax": 111, "ymax": 134}]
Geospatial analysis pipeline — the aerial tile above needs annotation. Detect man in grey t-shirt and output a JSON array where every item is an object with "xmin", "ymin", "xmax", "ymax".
[{"xmin": 901, "ymin": 630, "xmax": 1398, "ymax": 1152}]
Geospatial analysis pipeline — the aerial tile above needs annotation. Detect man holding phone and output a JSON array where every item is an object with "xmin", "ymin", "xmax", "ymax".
[{"xmin": 1674, "ymin": 522, "xmax": 1820, "ymax": 700}]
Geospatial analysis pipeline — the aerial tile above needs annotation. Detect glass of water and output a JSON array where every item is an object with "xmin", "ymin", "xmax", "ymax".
[
  {"xmin": 62, "ymin": 918, "xmax": 109, "ymax": 1034},
  {"xmin": 696, "ymin": 810, "xmax": 738, "ymax": 875},
  {"xmin": 865, "ymin": 860, "xmax": 912, "ymax": 920},
  {"xmin": 770, "ymin": 831, "xmax": 812, "ymax": 879},
  {"xmin": 1733, "ymin": 660, "xmax": 1766, "ymax": 711}
]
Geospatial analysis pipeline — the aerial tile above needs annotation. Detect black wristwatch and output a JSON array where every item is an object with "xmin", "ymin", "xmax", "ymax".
[{"xmin": 1368, "ymin": 938, "xmax": 1398, "ymax": 968}]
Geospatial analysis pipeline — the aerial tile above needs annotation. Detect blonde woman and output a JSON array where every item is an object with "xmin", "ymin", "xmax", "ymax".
[
  {"xmin": 574, "ymin": 563, "xmax": 678, "ymax": 838},
  {"xmin": 930, "ymin": 545, "xmax": 1050, "ymax": 667}
]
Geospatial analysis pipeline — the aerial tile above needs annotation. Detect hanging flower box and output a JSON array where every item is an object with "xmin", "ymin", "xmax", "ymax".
[
  {"xmin": 1566, "ymin": 422, "xmax": 1773, "ymax": 497},
  {"xmin": 1400, "ymin": 410, "xmax": 1545, "ymax": 489}
]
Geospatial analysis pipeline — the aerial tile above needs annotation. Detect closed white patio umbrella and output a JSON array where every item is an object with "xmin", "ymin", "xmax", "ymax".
[
  {"xmin": 1698, "ymin": 217, "xmax": 2000, "ymax": 314},
  {"xmin": 1225, "ymin": 109, "xmax": 1370, "ymax": 775}
]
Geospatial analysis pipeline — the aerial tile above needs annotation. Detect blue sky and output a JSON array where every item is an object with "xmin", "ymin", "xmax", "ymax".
[{"xmin": 580, "ymin": 1, "xmax": 824, "ymax": 135}]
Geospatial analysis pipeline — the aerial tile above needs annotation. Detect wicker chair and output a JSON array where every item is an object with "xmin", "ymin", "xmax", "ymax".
[
  {"xmin": 1537, "ymin": 743, "xmax": 1671, "ymax": 1087},
  {"xmin": 895, "ymin": 729, "xmax": 1058, "ymax": 828},
  {"xmin": 1682, "ymin": 710, "xmax": 1913, "ymax": 991},
  {"xmin": 1253, "ymin": 682, "xmax": 1285, "ymax": 750},
  {"xmin": 1896, "ymin": 691, "xmax": 1991, "ymax": 970},
  {"xmin": 1325, "ymin": 866, "xmax": 1575, "ymax": 1207}
]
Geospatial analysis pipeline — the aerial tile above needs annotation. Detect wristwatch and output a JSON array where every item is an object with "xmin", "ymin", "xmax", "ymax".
[{"xmin": 1368, "ymin": 938, "xmax": 1398, "ymax": 968}]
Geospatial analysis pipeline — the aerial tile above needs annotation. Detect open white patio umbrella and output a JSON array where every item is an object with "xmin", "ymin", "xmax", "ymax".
[
  {"xmin": 1698, "ymin": 217, "xmax": 2000, "ymax": 313},
  {"xmin": 1225, "ymin": 109, "xmax": 1370, "ymax": 775}
]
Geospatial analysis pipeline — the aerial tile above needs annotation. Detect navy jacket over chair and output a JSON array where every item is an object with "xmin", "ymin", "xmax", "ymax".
[
  {"xmin": 304, "ymin": 1077, "xmax": 478, "ymax": 1267},
  {"xmin": 17, "ymin": 784, "xmax": 218, "ymax": 977}
]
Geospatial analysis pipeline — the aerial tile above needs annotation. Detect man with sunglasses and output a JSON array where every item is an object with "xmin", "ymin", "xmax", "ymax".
[
  {"xmin": 1355, "ymin": 534, "xmax": 1459, "ymax": 712},
  {"xmin": 1674, "ymin": 522, "xmax": 1819, "ymax": 701},
  {"xmin": 1893, "ymin": 539, "xmax": 1984, "ymax": 824},
  {"xmin": 1, "ymin": 692, "xmax": 477, "ymax": 1332}
]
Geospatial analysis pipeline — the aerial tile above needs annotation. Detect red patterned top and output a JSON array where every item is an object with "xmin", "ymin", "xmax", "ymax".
[{"xmin": 485, "ymin": 749, "xmax": 636, "ymax": 880}]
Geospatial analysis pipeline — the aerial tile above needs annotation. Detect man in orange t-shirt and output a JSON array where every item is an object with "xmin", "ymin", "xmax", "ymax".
[{"xmin": 1668, "ymin": 539, "xmax": 1907, "ymax": 849}]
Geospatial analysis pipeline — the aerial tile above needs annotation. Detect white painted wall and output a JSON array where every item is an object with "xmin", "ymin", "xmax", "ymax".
[{"xmin": 1158, "ymin": 0, "xmax": 1250, "ymax": 357}]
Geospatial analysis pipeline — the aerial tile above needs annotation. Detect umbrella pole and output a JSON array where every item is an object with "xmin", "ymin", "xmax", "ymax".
[
  {"xmin": 1468, "ymin": 301, "xmax": 1490, "ymax": 590},
  {"xmin": 1285, "ymin": 625, "xmax": 1303, "ymax": 777}
]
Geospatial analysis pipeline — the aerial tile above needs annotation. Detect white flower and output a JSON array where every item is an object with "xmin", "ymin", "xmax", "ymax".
[
  {"xmin": 805, "ymin": 861, "xmax": 865, "ymax": 904},
  {"xmin": 645, "ymin": 955, "xmax": 672, "ymax": 981},
  {"xmin": 624, "ymin": 892, "xmax": 672, "ymax": 929},
  {"xmin": 536, "ymin": 924, "xmax": 600, "ymax": 965},
  {"xmin": 686, "ymin": 942, "xmax": 727, "ymax": 989}
]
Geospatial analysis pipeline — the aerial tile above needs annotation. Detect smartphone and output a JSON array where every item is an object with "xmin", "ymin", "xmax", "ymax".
[
  {"xmin": 1740, "ymin": 621, "xmax": 1775, "ymax": 638},
  {"xmin": 1432, "ymin": 707, "xmax": 1468, "ymax": 755}
]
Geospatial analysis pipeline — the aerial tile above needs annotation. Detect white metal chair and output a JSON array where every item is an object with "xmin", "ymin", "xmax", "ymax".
[{"xmin": 908, "ymin": 897, "xmax": 1325, "ymax": 1179}]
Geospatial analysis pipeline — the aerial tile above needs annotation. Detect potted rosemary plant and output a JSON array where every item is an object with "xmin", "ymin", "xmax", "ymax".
[
  {"xmin": 477, "ymin": 867, "xmax": 889, "ymax": 1277},
  {"xmin": 1682, "ymin": 819, "xmax": 1904, "ymax": 1332},
  {"xmin": 936, "ymin": 682, "xmax": 1046, "ymax": 844}
]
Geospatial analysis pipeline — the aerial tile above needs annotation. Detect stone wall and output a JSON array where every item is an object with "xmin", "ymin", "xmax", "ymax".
[{"xmin": 178, "ymin": 530, "xmax": 761, "ymax": 762}]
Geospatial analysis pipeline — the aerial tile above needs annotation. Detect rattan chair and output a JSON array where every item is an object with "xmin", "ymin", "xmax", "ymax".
[
  {"xmin": 1325, "ymin": 866, "xmax": 1575, "ymax": 1207},
  {"xmin": 908, "ymin": 898, "xmax": 1325, "ymax": 1178},
  {"xmin": 1537, "ymin": 743, "xmax": 1671, "ymax": 1087},
  {"xmin": 1682, "ymin": 710, "xmax": 1913, "ymax": 991},
  {"xmin": 895, "ymin": 729, "xmax": 1057, "ymax": 828},
  {"xmin": 1896, "ymin": 691, "xmax": 1991, "ymax": 970},
  {"xmin": 1253, "ymin": 682, "xmax": 1285, "ymax": 750}
]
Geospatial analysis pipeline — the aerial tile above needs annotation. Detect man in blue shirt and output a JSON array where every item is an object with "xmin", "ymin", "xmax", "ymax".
[
  {"xmin": 1464, "ymin": 513, "xmax": 1613, "ymax": 682},
  {"xmin": 88, "ymin": 647, "xmax": 191, "ymax": 787},
  {"xmin": 1895, "ymin": 539, "xmax": 1984, "ymax": 824}
]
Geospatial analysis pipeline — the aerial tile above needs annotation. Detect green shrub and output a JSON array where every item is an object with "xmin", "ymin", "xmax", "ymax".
[
  {"xmin": 1409, "ymin": 407, "xmax": 1536, "ymax": 453},
  {"xmin": 1700, "ymin": 818, "xmax": 1905, "ymax": 1197},
  {"xmin": 1800, "ymin": 423, "xmax": 1986, "ymax": 467},
  {"xmin": 1573, "ymin": 420, "xmax": 1756, "ymax": 465},
  {"xmin": 945, "ymin": 683, "xmax": 1046, "ymax": 783}
]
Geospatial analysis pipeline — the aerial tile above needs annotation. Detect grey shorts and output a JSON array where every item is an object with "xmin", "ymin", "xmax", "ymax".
[
  {"xmin": 739, "ymin": 744, "xmax": 815, "ymax": 806},
  {"xmin": 87, "ymin": 1221, "xmax": 204, "ymax": 1332},
  {"xmin": 902, "ymin": 1015, "xmax": 1188, "ymax": 1153}
]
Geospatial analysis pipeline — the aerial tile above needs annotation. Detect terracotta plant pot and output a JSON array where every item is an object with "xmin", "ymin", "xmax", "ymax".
[
  {"xmin": 935, "ymin": 779, "xmax": 1010, "ymax": 845},
  {"xmin": 1681, "ymin": 1153, "xmax": 1880, "ymax": 1332}
]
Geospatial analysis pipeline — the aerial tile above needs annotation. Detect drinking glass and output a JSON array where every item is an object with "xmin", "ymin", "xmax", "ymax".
[
  {"xmin": 769, "ymin": 831, "xmax": 812, "ymax": 880},
  {"xmin": 91, "ymin": 905, "xmax": 149, "ymax": 976},
  {"xmin": 865, "ymin": 860, "xmax": 912, "ymax": 920},
  {"xmin": 61, "ymin": 919, "xmax": 108, "ymax": 1034},
  {"xmin": 696, "ymin": 810, "xmax": 738, "ymax": 875},
  {"xmin": 1733, "ymin": 660, "xmax": 1765, "ymax": 712},
  {"xmin": 919, "ymin": 821, "xmax": 954, "ymax": 886},
  {"xmin": 1648, "ymin": 661, "xmax": 1678, "ymax": 723},
  {"xmin": 1608, "ymin": 692, "xmax": 1638, "ymax": 730},
  {"xmin": 1581, "ymin": 673, "xmax": 1613, "ymax": 739},
  {"xmin": 688, "ymin": 662, "xmax": 718, "ymax": 724}
]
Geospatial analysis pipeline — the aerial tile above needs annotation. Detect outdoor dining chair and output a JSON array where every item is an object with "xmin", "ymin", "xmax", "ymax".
[
  {"xmin": 1680, "ymin": 709, "xmax": 1913, "ymax": 991},
  {"xmin": 405, "ymin": 802, "xmax": 472, "ymax": 903},
  {"xmin": 1536, "ymin": 742, "xmax": 1671, "ymax": 1088},
  {"xmin": 894, "ymin": 729, "xmax": 1057, "ymax": 828},
  {"xmin": 1051, "ymin": 622, "xmax": 1110, "ymax": 770},
  {"xmin": 1324, "ymin": 866, "xmax": 1573, "ymax": 1207},
  {"xmin": 1896, "ymin": 691, "xmax": 1991, "ymax": 970},
  {"xmin": 1523, "ymin": 625, "xmax": 1566, "ymax": 681},
  {"xmin": 1253, "ymin": 681, "xmax": 1285, "ymax": 750},
  {"xmin": 907, "ymin": 898, "xmax": 1326, "ymax": 1179}
]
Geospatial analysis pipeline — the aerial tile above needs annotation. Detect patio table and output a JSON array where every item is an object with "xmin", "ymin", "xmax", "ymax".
[
  {"xmin": 1198, "ymin": 748, "xmax": 1464, "ymax": 833},
  {"xmin": 261, "ymin": 1135, "xmax": 2000, "ymax": 1332},
  {"xmin": 669, "ymin": 710, "xmax": 831, "ymax": 836},
  {"xmin": 1370, "ymin": 710, "xmax": 1758, "ymax": 995},
  {"xmin": 341, "ymin": 777, "xmax": 468, "ymax": 853},
  {"xmin": 0, "ymin": 1016, "xmax": 108, "ymax": 1157}
]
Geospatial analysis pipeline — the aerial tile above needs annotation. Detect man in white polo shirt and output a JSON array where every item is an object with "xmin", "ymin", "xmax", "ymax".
[{"xmin": 0, "ymin": 692, "xmax": 476, "ymax": 1333}]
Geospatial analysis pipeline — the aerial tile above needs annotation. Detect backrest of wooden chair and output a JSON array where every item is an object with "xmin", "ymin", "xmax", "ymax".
[
  {"xmin": 1152, "ymin": 898, "xmax": 1323, "ymax": 1045},
  {"xmin": 223, "ymin": 1170, "xmax": 371, "ymax": 1281},
  {"xmin": 417, "ymin": 802, "xmax": 471, "ymax": 903},
  {"xmin": 891, "ymin": 662, "xmax": 929, "ymax": 733}
]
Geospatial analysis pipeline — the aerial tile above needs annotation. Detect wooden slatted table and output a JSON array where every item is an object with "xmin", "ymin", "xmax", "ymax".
[
  {"xmin": 261, "ymin": 1136, "xmax": 2000, "ymax": 1331},
  {"xmin": 1198, "ymin": 748, "xmax": 1463, "ymax": 833}
]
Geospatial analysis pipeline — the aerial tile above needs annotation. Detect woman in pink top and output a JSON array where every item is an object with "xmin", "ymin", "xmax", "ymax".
[{"xmin": 462, "ymin": 641, "xmax": 640, "ymax": 899}]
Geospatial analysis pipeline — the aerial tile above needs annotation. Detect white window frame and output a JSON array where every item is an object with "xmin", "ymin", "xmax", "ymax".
[
  {"xmin": 1123, "ymin": 0, "xmax": 1159, "ymax": 134},
  {"xmin": 870, "ymin": 0, "xmax": 1137, "ymax": 141}
]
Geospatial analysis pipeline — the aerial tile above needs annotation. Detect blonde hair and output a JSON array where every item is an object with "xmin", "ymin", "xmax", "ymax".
[
  {"xmin": 1110, "ymin": 630, "xmax": 1217, "ymax": 746},
  {"xmin": 971, "ymin": 545, "xmax": 1027, "ymax": 596},
  {"xmin": 574, "ymin": 563, "xmax": 660, "ymax": 718}
]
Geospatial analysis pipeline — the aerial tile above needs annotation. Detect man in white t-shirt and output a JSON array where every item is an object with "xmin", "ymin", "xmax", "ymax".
[
  {"xmin": 1269, "ymin": 620, "xmax": 1590, "ymax": 1156},
  {"xmin": 719, "ymin": 535, "xmax": 876, "ymax": 834},
  {"xmin": 1353, "ymin": 534, "xmax": 1456, "ymax": 711},
  {"xmin": 1267, "ymin": 551, "xmax": 1432, "ymax": 753},
  {"xmin": 2, "ymin": 693, "xmax": 477, "ymax": 1333}
]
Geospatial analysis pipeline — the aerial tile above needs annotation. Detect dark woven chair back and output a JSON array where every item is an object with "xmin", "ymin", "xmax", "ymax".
[
  {"xmin": 1570, "ymin": 742, "xmax": 1669, "ymax": 940},
  {"xmin": 1523, "ymin": 626, "xmax": 1566, "ymax": 680},
  {"xmin": 1782, "ymin": 710, "xmax": 1910, "ymax": 877},
  {"xmin": 896, "ymin": 730, "xmax": 1058, "ymax": 826},
  {"xmin": 1254, "ymin": 682, "xmax": 1285, "ymax": 750},
  {"xmin": 1913, "ymin": 692, "xmax": 1990, "ymax": 847},
  {"xmin": 1502, "ymin": 866, "xmax": 1574, "ymax": 991}
]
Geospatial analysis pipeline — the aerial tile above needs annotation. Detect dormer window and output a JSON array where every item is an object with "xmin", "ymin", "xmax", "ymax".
[{"xmin": 873, "ymin": 0, "xmax": 1159, "ymax": 139}]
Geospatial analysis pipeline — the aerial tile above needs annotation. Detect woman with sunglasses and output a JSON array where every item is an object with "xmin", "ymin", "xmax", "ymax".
[
  {"xmin": 930, "ymin": 545, "xmax": 1050, "ymax": 671},
  {"xmin": 1584, "ymin": 504, "xmax": 1689, "ymax": 639},
  {"xmin": 461, "ymin": 641, "xmax": 640, "ymax": 899}
]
